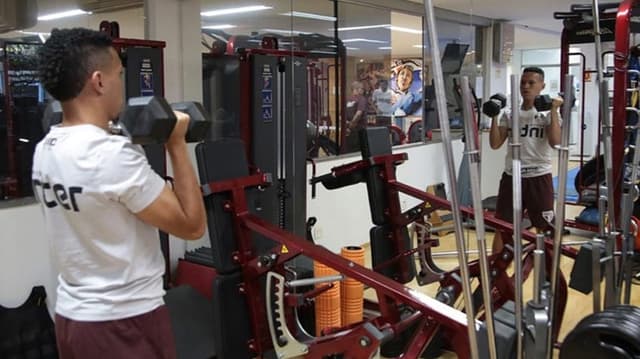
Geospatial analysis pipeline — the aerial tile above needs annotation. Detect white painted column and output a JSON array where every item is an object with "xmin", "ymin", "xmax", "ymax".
[{"xmin": 144, "ymin": 0, "xmax": 205, "ymax": 270}]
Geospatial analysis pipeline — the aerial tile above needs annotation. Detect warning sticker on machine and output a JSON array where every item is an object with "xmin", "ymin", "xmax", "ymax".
[{"xmin": 261, "ymin": 64, "xmax": 273, "ymax": 123}]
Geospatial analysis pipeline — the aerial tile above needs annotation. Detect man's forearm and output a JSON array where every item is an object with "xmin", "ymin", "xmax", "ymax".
[
  {"xmin": 489, "ymin": 117, "xmax": 503, "ymax": 149},
  {"xmin": 548, "ymin": 110, "xmax": 562, "ymax": 147},
  {"xmin": 167, "ymin": 143, "xmax": 205, "ymax": 231}
]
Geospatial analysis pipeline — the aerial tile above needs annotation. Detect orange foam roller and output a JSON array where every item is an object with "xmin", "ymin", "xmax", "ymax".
[
  {"xmin": 314, "ymin": 261, "xmax": 341, "ymax": 336},
  {"xmin": 340, "ymin": 246, "xmax": 365, "ymax": 326}
]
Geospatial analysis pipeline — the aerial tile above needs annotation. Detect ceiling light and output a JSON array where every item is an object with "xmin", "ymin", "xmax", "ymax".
[
  {"xmin": 342, "ymin": 38, "xmax": 387, "ymax": 44},
  {"xmin": 202, "ymin": 24, "xmax": 236, "ymax": 30},
  {"xmin": 412, "ymin": 45, "xmax": 427, "ymax": 48},
  {"xmin": 390, "ymin": 26, "xmax": 422, "ymax": 34},
  {"xmin": 260, "ymin": 28, "xmax": 310, "ymax": 35},
  {"xmin": 201, "ymin": 5, "xmax": 272, "ymax": 17},
  {"xmin": 336, "ymin": 24, "xmax": 390, "ymax": 31},
  {"xmin": 38, "ymin": 9, "xmax": 91, "ymax": 21},
  {"xmin": 281, "ymin": 11, "xmax": 336, "ymax": 22},
  {"xmin": 378, "ymin": 46, "xmax": 392, "ymax": 50}
]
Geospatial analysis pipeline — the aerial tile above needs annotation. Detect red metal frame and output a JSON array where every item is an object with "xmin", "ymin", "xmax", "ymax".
[
  {"xmin": 204, "ymin": 150, "xmax": 576, "ymax": 357},
  {"xmin": 206, "ymin": 171, "xmax": 471, "ymax": 358},
  {"xmin": 612, "ymin": 0, "xmax": 636, "ymax": 227},
  {"xmin": 559, "ymin": 0, "xmax": 639, "ymax": 228}
]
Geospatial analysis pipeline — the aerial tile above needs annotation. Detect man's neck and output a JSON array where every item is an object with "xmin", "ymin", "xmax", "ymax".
[
  {"xmin": 521, "ymin": 100, "xmax": 534, "ymax": 111},
  {"xmin": 61, "ymin": 97, "xmax": 111, "ymax": 131}
]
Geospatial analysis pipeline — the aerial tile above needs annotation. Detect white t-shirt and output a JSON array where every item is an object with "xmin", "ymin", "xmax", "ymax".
[
  {"xmin": 372, "ymin": 88, "xmax": 394, "ymax": 116},
  {"xmin": 499, "ymin": 108, "xmax": 558, "ymax": 178},
  {"xmin": 32, "ymin": 124, "xmax": 166, "ymax": 321}
]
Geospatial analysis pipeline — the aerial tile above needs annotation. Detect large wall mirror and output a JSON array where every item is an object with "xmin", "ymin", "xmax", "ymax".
[{"xmin": 0, "ymin": 1, "xmax": 144, "ymax": 202}]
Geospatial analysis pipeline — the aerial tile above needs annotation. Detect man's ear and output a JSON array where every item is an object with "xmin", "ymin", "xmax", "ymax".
[{"xmin": 88, "ymin": 70, "xmax": 105, "ymax": 94}]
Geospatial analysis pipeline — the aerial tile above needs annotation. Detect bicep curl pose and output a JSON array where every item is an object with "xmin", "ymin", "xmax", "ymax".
[
  {"xmin": 33, "ymin": 27, "xmax": 205, "ymax": 359},
  {"xmin": 489, "ymin": 67, "xmax": 562, "ymax": 252}
]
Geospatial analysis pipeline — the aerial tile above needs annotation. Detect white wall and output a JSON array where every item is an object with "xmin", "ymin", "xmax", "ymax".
[
  {"xmin": 307, "ymin": 141, "xmax": 462, "ymax": 252},
  {"xmin": 0, "ymin": 203, "xmax": 57, "ymax": 312}
]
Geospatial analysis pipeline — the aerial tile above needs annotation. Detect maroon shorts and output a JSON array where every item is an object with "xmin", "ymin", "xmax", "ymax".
[
  {"xmin": 495, "ymin": 172, "xmax": 555, "ymax": 230},
  {"xmin": 55, "ymin": 305, "xmax": 176, "ymax": 359}
]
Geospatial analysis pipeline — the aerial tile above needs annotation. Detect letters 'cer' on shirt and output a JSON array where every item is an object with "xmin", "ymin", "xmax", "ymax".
[{"xmin": 32, "ymin": 124, "xmax": 166, "ymax": 321}]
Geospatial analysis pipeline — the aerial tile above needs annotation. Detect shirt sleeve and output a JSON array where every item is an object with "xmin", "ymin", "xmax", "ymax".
[{"xmin": 98, "ymin": 140, "xmax": 166, "ymax": 213}]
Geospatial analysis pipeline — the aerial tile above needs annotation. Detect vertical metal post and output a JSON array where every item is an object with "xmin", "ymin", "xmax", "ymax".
[
  {"xmin": 509, "ymin": 74, "xmax": 524, "ymax": 359},
  {"xmin": 423, "ymin": 1, "xmax": 479, "ymax": 357},
  {"xmin": 546, "ymin": 74, "xmax": 574, "ymax": 359},
  {"xmin": 461, "ymin": 77, "xmax": 497, "ymax": 359},
  {"xmin": 533, "ymin": 233, "xmax": 546, "ymax": 305},
  {"xmin": 591, "ymin": 0, "xmax": 617, "ymax": 238},
  {"xmin": 618, "ymin": 106, "xmax": 640, "ymax": 302}
]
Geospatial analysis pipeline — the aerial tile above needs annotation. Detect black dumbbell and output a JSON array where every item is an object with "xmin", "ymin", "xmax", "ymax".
[
  {"xmin": 482, "ymin": 93, "xmax": 507, "ymax": 117},
  {"xmin": 534, "ymin": 94, "xmax": 554, "ymax": 112},
  {"xmin": 114, "ymin": 96, "xmax": 177, "ymax": 144},
  {"xmin": 534, "ymin": 93, "xmax": 574, "ymax": 112},
  {"xmin": 43, "ymin": 96, "xmax": 211, "ymax": 144},
  {"xmin": 169, "ymin": 102, "xmax": 210, "ymax": 142}
]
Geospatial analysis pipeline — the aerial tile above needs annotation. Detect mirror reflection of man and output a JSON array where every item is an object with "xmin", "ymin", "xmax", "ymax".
[
  {"xmin": 345, "ymin": 81, "xmax": 367, "ymax": 152},
  {"xmin": 372, "ymin": 79, "xmax": 394, "ymax": 126}
]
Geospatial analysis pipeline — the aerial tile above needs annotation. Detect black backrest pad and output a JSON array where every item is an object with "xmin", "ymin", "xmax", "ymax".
[
  {"xmin": 360, "ymin": 127, "xmax": 393, "ymax": 226},
  {"xmin": 196, "ymin": 139, "xmax": 249, "ymax": 273}
]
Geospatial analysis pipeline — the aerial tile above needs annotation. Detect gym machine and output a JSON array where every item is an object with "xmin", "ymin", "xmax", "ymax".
[
  {"xmin": 553, "ymin": 1, "xmax": 640, "ymax": 310},
  {"xmin": 0, "ymin": 41, "xmax": 45, "ymax": 199},
  {"xmin": 556, "ymin": 1, "xmax": 640, "ymax": 231}
]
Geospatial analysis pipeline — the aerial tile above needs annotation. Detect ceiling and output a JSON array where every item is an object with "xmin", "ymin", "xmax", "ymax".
[{"xmin": 2, "ymin": 0, "xmax": 622, "ymax": 53}]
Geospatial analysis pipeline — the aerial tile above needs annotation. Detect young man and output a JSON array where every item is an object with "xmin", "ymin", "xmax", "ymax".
[
  {"xmin": 372, "ymin": 79, "xmax": 394, "ymax": 125},
  {"xmin": 33, "ymin": 28, "xmax": 206, "ymax": 358},
  {"xmin": 345, "ymin": 80, "xmax": 368, "ymax": 152},
  {"xmin": 489, "ymin": 67, "xmax": 562, "ymax": 252}
]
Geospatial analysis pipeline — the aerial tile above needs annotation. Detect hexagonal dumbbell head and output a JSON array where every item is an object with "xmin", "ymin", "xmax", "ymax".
[
  {"xmin": 482, "ymin": 93, "xmax": 507, "ymax": 118},
  {"xmin": 170, "ymin": 101, "xmax": 212, "ymax": 143},
  {"xmin": 534, "ymin": 94, "xmax": 553, "ymax": 112},
  {"xmin": 118, "ymin": 96, "xmax": 177, "ymax": 145}
]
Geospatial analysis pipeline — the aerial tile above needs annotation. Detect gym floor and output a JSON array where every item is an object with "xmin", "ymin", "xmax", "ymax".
[
  {"xmin": 361, "ymin": 162, "xmax": 640, "ymax": 358},
  {"xmin": 362, "ymin": 220, "xmax": 640, "ymax": 358}
]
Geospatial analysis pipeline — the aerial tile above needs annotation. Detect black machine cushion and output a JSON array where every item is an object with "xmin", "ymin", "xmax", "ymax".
[{"xmin": 196, "ymin": 139, "xmax": 250, "ymax": 273}]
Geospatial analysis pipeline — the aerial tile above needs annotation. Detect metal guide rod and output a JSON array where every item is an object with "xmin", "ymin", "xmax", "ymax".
[
  {"xmin": 618, "ymin": 107, "xmax": 640, "ymax": 303},
  {"xmin": 509, "ymin": 74, "xmax": 524, "ymax": 359},
  {"xmin": 598, "ymin": 79, "xmax": 618, "ymax": 308},
  {"xmin": 592, "ymin": 236, "xmax": 604, "ymax": 312},
  {"xmin": 287, "ymin": 274, "xmax": 344, "ymax": 288},
  {"xmin": 590, "ymin": 0, "xmax": 616, "ymax": 236},
  {"xmin": 423, "ymin": 0, "xmax": 480, "ymax": 357},
  {"xmin": 600, "ymin": 80, "xmax": 617, "ymax": 236},
  {"xmin": 533, "ymin": 234, "xmax": 546, "ymax": 305},
  {"xmin": 546, "ymin": 74, "xmax": 574, "ymax": 359},
  {"xmin": 603, "ymin": 229, "xmax": 618, "ymax": 307},
  {"xmin": 460, "ymin": 76, "xmax": 497, "ymax": 359}
]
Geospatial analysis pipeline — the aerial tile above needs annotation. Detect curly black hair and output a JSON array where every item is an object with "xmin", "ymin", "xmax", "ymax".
[{"xmin": 38, "ymin": 28, "xmax": 113, "ymax": 102}]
